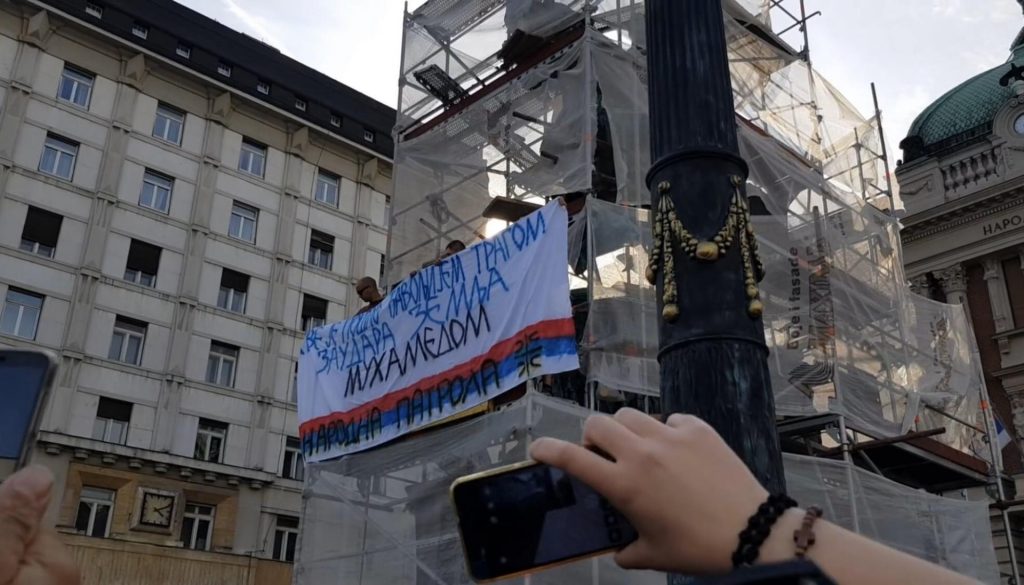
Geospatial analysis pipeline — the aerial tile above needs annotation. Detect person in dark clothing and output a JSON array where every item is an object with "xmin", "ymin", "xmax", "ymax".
[{"xmin": 355, "ymin": 276, "xmax": 384, "ymax": 315}]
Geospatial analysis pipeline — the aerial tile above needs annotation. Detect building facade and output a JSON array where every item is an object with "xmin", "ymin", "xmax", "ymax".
[
  {"xmin": 896, "ymin": 23, "xmax": 1024, "ymax": 580},
  {"xmin": 0, "ymin": 1, "xmax": 394, "ymax": 583}
]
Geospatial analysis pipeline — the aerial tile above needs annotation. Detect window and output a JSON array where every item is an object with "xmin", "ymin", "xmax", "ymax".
[
  {"xmin": 217, "ymin": 269, "xmax": 249, "ymax": 314},
  {"xmin": 92, "ymin": 397, "xmax": 132, "ymax": 445},
  {"xmin": 238, "ymin": 140, "xmax": 266, "ymax": 177},
  {"xmin": 131, "ymin": 22, "xmax": 148, "ymax": 39},
  {"xmin": 282, "ymin": 437, "xmax": 304, "ymax": 481},
  {"xmin": 229, "ymin": 201, "xmax": 258, "ymax": 243},
  {"xmin": 194, "ymin": 419, "xmax": 228, "ymax": 463},
  {"xmin": 206, "ymin": 342, "xmax": 238, "ymax": 387},
  {"xmin": 301, "ymin": 295, "xmax": 328, "ymax": 331},
  {"xmin": 85, "ymin": 2, "xmax": 102, "ymax": 18},
  {"xmin": 20, "ymin": 207, "xmax": 62, "ymax": 258},
  {"xmin": 58, "ymin": 66, "xmax": 93, "ymax": 109},
  {"xmin": 314, "ymin": 170, "xmax": 339, "ymax": 207},
  {"xmin": 272, "ymin": 515, "xmax": 299, "ymax": 562},
  {"xmin": 363, "ymin": 129, "xmax": 375, "ymax": 143},
  {"xmin": 295, "ymin": 98, "xmax": 307, "ymax": 111},
  {"xmin": 289, "ymin": 362, "xmax": 298, "ymax": 403},
  {"xmin": 217, "ymin": 62, "xmax": 232, "ymax": 77},
  {"xmin": 75, "ymin": 487, "xmax": 114, "ymax": 537},
  {"xmin": 308, "ymin": 230, "xmax": 334, "ymax": 270},
  {"xmin": 39, "ymin": 134, "xmax": 78, "ymax": 180},
  {"xmin": 124, "ymin": 239, "xmax": 160, "ymax": 287},
  {"xmin": 366, "ymin": 250, "xmax": 385, "ymax": 283},
  {"xmin": 256, "ymin": 80, "xmax": 270, "ymax": 95},
  {"xmin": 153, "ymin": 104, "xmax": 184, "ymax": 145},
  {"xmin": 180, "ymin": 503, "xmax": 215, "ymax": 551},
  {"xmin": 1, "ymin": 288, "xmax": 43, "ymax": 340},
  {"xmin": 139, "ymin": 170, "xmax": 173, "ymax": 213},
  {"xmin": 176, "ymin": 44, "xmax": 191, "ymax": 59},
  {"xmin": 108, "ymin": 316, "xmax": 146, "ymax": 366},
  {"xmin": 330, "ymin": 114, "xmax": 341, "ymax": 128}
]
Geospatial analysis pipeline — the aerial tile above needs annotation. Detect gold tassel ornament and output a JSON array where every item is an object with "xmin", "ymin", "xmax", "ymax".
[{"xmin": 647, "ymin": 175, "xmax": 765, "ymax": 322}]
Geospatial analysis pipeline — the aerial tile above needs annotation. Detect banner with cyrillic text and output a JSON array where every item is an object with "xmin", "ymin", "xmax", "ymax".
[{"xmin": 297, "ymin": 202, "xmax": 579, "ymax": 461}]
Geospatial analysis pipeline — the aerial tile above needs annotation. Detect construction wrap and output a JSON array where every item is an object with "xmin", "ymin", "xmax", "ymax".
[
  {"xmin": 580, "ymin": 195, "xmax": 988, "ymax": 460},
  {"xmin": 298, "ymin": 203, "xmax": 578, "ymax": 461},
  {"xmin": 390, "ymin": 10, "xmax": 658, "ymax": 282},
  {"xmin": 580, "ymin": 200, "xmax": 658, "ymax": 396},
  {"xmin": 359, "ymin": 2, "xmax": 1001, "ymax": 581},
  {"xmin": 295, "ymin": 393, "xmax": 1000, "ymax": 585}
]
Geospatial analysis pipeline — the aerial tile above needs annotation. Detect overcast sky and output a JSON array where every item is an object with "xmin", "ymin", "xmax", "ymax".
[{"xmin": 176, "ymin": 0, "xmax": 1023, "ymax": 164}]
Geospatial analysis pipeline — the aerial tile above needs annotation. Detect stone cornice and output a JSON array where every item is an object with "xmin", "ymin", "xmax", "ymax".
[{"xmin": 901, "ymin": 191, "xmax": 1024, "ymax": 243}]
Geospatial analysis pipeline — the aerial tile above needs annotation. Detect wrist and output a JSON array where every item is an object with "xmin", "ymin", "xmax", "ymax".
[{"xmin": 754, "ymin": 508, "xmax": 806, "ymax": 565}]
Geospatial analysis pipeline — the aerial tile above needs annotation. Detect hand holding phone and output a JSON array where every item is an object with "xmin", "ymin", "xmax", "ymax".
[
  {"xmin": 451, "ymin": 452, "xmax": 637, "ymax": 582},
  {"xmin": 528, "ymin": 409, "xmax": 770, "ymax": 576},
  {"xmin": 0, "ymin": 350, "xmax": 57, "ymax": 479}
]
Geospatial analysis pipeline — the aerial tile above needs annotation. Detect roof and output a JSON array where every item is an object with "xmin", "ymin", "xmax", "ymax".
[
  {"xmin": 32, "ymin": 0, "xmax": 396, "ymax": 159},
  {"xmin": 900, "ymin": 41, "xmax": 1024, "ymax": 164}
]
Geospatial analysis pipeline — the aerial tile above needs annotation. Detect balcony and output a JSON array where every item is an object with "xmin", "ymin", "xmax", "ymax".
[{"xmin": 62, "ymin": 533, "xmax": 292, "ymax": 585}]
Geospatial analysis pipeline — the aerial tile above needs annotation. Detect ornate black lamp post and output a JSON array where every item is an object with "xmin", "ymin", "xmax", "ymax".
[{"xmin": 644, "ymin": 0, "xmax": 786, "ymax": 497}]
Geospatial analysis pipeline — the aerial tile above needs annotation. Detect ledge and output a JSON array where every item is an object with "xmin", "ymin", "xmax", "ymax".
[
  {"xmin": 36, "ymin": 432, "xmax": 278, "ymax": 488},
  {"xmin": 993, "ymin": 326, "xmax": 1024, "ymax": 341}
]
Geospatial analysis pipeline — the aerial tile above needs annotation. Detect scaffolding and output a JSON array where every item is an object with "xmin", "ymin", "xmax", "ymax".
[{"xmin": 298, "ymin": 1, "xmax": 1009, "ymax": 583}]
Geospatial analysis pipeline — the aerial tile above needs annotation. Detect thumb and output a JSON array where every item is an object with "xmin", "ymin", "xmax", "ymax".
[
  {"xmin": 0, "ymin": 466, "xmax": 54, "ymax": 581},
  {"xmin": 614, "ymin": 538, "xmax": 654, "ymax": 570}
]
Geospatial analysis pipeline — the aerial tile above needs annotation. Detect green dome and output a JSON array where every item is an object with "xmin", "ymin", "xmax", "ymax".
[{"xmin": 901, "ymin": 44, "xmax": 1024, "ymax": 162}]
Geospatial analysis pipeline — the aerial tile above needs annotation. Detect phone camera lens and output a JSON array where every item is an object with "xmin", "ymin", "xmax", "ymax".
[
  {"xmin": 489, "ymin": 516, "xmax": 498, "ymax": 525},
  {"xmin": 604, "ymin": 513, "xmax": 617, "ymax": 527},
  {"xmin": 609, "ymin": 528, "xmax": 622, "ymax": 542}
]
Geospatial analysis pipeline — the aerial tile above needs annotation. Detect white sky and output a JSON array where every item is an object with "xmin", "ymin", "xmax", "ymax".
[{"xmin": 176, "ymin": 0, "xmax": 1023, "ymax": 164}]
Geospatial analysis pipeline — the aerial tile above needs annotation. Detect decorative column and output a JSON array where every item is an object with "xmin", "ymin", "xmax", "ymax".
[
  {"xmin": 937, "ymin": 264, "xmax": 972, "ymax": 328},
  {"xmin": 983, "ymin": 258, "xmax": 1015, "ymax": 355},
  {"xmin": 908, "ymin": 274, "xmax": 929, "ymax": 298}
]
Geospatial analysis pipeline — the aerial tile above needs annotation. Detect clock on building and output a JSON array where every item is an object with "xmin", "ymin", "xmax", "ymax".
[{"xmin": 136, "ymin": 489, "xmax": 177, "ymax": 529}]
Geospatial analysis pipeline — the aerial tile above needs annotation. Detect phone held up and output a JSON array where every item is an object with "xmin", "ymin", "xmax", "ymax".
[
  {"xmin": 0, "ymin": 349, "xmax": 58, "ymax": 479},
  {"xmin": 451, "ymin": 456, "xmax": 638, "ymax": 582}
]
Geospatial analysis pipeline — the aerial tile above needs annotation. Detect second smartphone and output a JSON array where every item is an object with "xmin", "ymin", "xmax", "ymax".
[{"xmin": 451, "ymin": 459, "xmax": 638, "ymax": 582}]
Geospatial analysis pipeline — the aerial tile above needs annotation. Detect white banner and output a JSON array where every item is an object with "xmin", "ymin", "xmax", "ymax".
[{"xmin": 297, "ymin": 202, "xmax": 579, "ymax": 461}]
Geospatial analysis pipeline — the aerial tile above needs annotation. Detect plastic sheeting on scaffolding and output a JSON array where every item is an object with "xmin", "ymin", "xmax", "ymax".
[
  {"xmin": 295, "ymin": 393, "xmax": 1000, "ymax": 585},
  {"xmin": 580, "ymin": 196, "xmax": 989, "ymax": 461},
  {"xmin": 388, "ymin": 0, "xmax": 893, "ymax": 281}
]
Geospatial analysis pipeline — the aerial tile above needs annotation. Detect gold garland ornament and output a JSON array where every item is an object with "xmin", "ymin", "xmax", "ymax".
[{"xmin": 646, "ymin": 175, "xmax": 766, "ymax": 323}]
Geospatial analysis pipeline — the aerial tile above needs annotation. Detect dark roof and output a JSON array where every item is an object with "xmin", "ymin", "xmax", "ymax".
[
  {"xmin": 899, "ymin": 36, "xmax": 1024, "ymax": 165},
  {"xmin": 36, "ymin": 0, "xmax": 396, "ymax": 159}
]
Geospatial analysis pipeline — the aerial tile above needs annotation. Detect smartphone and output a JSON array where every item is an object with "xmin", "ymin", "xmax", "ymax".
[
  {"xmin": 450, "ymin": 458, "xmax": 638, "ymax": 582},
  {"xmin": 0, "ymin": 350, "xmax": 58, "ymax": 479}
]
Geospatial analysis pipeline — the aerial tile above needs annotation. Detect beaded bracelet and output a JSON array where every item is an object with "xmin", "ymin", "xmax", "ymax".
[
  {"xmin": 731, "ymin": 494, "xmax": 798, "ymax": 568},
  {"xmin": 794, "ymin": 506, "xmax": 824, "ymax": 558}
]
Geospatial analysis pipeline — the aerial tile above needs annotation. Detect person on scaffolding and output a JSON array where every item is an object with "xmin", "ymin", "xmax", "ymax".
[{"xmin": 500, "ymin": 0, "xmax": 584, "ymax": 66}]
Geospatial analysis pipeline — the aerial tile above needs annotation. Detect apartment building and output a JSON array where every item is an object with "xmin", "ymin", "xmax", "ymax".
[{"xmin": 0, "ymin": 1, "xmax": 393, "ymax": 583}]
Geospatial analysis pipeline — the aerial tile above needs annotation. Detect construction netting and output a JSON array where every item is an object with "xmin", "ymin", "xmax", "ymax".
[
  {"xmin": 580, "ymin": 194, "xmax": 989, "ymax": 460},
  {"xmin": 295, "ymin": 393, "xmax": 1000, "ymax": 585},
  {"xmin": 387, "ymin": 0, "xmax": 893, "ymax": 282},
  {"xmin": 316, "ymin": 0, "xmax": 1001, "ymax": 582}
]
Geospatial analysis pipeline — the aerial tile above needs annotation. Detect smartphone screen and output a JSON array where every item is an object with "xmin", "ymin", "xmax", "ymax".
[
  {"xmin": 0, "ymin": 351, "xmax": 55, "ymax": 476},
  {"xmin": 451, "ymin": 461, "xmax": 638, "ymax": 582}
]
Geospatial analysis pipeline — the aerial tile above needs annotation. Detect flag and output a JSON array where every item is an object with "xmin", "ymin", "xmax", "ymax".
[{"xmin": 995, "ymin": 416, "xmax": 1012, "ymax": 450}]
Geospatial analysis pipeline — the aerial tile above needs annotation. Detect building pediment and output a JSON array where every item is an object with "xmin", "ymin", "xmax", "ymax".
[{"xmin": 901, "ymin": 190, "xmax": 1024, "ymax": 272}]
